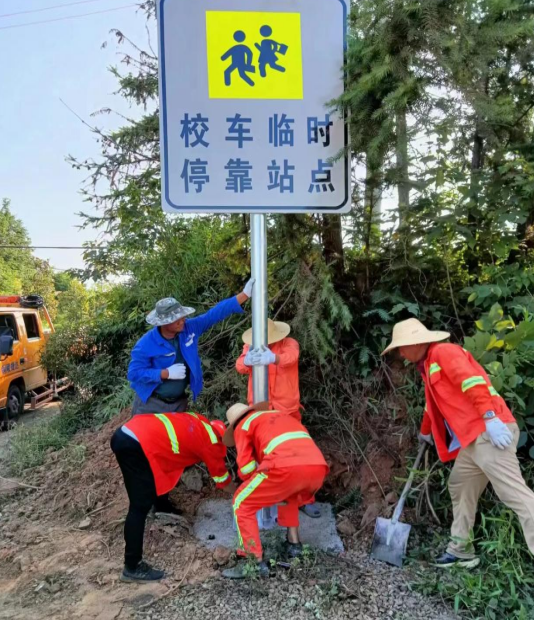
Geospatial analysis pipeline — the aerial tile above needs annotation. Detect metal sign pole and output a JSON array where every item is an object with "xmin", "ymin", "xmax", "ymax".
[{"xmin": 250, "ymin": 213, "xmax": 269, "ymax": 403}]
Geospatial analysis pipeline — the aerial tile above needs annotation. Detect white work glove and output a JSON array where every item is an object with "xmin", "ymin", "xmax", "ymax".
[
  {"xmin": 242, "ymin": 278, "xmax": 255, "ymax": 298},
  {"xmin": 418, "ymin": 432, "xmax": 434, "ymax": 446},
  {"xmin": 243, "ymin": 348, "xmax": 259, "ymax": 367},
  {"xmin": 485, "ymin": 417, "xmax": 513, "ymax": 449},
  {"xmin": 253, "ymin": 345, "xmax": 277, "ymax": 366},
  {"xmin": 167, "ymin": 363, "xmax": 186, "ymax": 380}
]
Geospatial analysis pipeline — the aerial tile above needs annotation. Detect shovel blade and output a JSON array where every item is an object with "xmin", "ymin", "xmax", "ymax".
[{"xmin": 369, "ymin": 517, "xmax": 412, "ymax": 567}]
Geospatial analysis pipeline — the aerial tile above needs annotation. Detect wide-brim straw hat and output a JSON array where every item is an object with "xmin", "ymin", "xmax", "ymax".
[
  {"xmin": 223, "ymin": 401, "xmax": 270, "ymax": 447},
  {"xmin": 242, "ymin": 319, "xmax": 290, "ymax": 346},
  {"xmin": 146, "ymin": 297, "xmax": 196, "ymax": 326},
  {"xmin": 381, "ymin": 318, "xmax": 450, "ymax": 356}
]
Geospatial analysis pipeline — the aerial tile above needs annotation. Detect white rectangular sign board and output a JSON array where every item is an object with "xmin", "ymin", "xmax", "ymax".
[{"xmin": 157, "ymin": 0, "xmax": 349, "ymax": 213}]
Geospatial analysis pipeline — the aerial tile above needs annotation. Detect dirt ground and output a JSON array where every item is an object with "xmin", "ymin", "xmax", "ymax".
[{"xmin": 0, "ymin": 411, "xmax": 458, "ymax": 620}]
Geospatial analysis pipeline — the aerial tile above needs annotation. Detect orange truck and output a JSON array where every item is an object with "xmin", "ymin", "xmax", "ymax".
[{"xmin": 0, "ymin": 295, "xmax": 68, "ymax": 426}]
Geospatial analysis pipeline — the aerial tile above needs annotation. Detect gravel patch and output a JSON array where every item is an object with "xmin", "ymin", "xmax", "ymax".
[{"xmin": 137, "ymin": 543, "xmax": 458, "ymax": 620}]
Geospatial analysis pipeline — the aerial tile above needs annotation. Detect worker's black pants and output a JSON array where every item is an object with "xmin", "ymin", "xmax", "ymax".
[{"xmin": 110, "ymin": 428, "xmax": 158, "ymax": 570}]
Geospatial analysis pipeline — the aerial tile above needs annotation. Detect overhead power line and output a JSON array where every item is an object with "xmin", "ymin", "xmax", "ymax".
[
  {"xmin": 0, "ymin": 3, "xmax": 137, "ymax": 30},
  {"xmin": 0, "ymin": 0, "xmax": 110, "ymax": 19}
]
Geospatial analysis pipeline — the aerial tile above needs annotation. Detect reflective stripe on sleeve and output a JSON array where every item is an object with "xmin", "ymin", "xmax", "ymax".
[
  {"xmin": 240, "ymin": 460, "xmax": 257, "ymax": 475},
  {"xmin": 461, "ymin": 376, "xmax": 487, "ymax": 392},
  {"xmin": 429, "ymin": 363, "xmax": 441, "ymax": 376},
  {"xmin": 212, "ymin": 472, "xmax": 230, "ymax": 484}
]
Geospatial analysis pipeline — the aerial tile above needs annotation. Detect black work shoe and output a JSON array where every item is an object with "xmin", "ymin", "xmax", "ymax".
[
  {"xmin": 285, "ymin": 541, "xmax": 303, "ymax": 559},
  {"xmin": 300, "ymin": 504, "xmax": 321, "ymax": 518},
  {"xmin": 222, "ymin": 560, "xmax": 270, "ymax": 579},
  {"xmin": 121, "ymin": 560, "xmax": 165, "ymax": 582},
  {"xmin": 433, "ymin": 552, "xmax": 480, "ymax": 569}
]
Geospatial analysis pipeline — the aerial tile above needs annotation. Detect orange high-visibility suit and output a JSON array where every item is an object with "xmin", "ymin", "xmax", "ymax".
[
  {"xmin": 419, "ymin": 343, "xmax": 515, "ymax": 463},
  {"xmin": 236, "ymin": 338, "xmax": 302, "ymax": 420},
  {"xmin": 232, "ymin": 409, "xmax": 328, "ymax": 558},
  {"xmin": 123, "ymin": 411, "xmax": 231, "ymax": 495}
]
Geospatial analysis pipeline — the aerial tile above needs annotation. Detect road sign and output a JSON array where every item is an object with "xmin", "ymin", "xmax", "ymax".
[{"xmin": 157, "ymin": 0, "xmax": 349, "ymax": 213}]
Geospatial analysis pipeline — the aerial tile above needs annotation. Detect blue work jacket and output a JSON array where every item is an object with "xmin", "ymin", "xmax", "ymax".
[{"xmin": 128, "ymin": 296, "xmax": 244, "ymax": 403}]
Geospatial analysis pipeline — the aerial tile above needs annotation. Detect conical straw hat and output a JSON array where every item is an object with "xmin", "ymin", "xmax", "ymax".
[
  {"xmin": 223, "ymin": 401, "xmax": 270, "ymax": 447},
  {"xmin": 381, "ymin": 318, "xmax": 450, "ymax": 356},
  {"xmin": 242, "ymin": 319, "xmax": 290, "ymax": 345}
]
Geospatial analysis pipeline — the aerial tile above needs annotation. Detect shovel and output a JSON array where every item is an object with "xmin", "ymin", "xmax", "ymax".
[{"xmin": 370, "ymin": 442, "xmax": 427, "ymax": 567}]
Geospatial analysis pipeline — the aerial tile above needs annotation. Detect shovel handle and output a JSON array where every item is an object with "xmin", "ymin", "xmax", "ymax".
[{"xmin": 390, "ymin": 442, "xmax": 427, "ymax": 526}]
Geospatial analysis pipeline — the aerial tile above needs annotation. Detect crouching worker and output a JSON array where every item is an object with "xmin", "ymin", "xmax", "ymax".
[
  {"xmin": 221, "ymin": 402, "xmax": 329, "ymax": 579},
  {"xmin": 111, "ymin": 412, "xmax": 233, "ymax": 583}
]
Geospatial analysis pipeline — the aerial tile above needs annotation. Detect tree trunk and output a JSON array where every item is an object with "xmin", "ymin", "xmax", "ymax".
[
  {"xmin": 363, "ymin": 152, "xmax": 383, "ymax": 291},
  {"xmin": 321, "ymin": 215, "xmax": 345, "ymax": 283},
  {"xmin": 396, "ymin": 108, "xmax": 410, "ymax": 227},
  {"xmin": 465, "ymin": 76, "xmax": 489, "ymax": 273}
]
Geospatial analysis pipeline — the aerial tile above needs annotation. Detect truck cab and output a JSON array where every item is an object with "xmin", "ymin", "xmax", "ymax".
[{"xmin": 0, "ymin": 295, "xmax": 54, "ymax": 421}]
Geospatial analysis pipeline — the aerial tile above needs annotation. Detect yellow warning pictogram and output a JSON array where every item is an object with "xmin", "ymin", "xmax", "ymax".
[{"xmin": 206, "ymin": 11, "xmax": 303, "ymax": 100}]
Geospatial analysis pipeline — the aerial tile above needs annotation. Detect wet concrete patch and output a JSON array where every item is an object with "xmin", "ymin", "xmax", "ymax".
[{"xmin": 193, "ymin": 499, "xmax": 344, "ymax": 554}]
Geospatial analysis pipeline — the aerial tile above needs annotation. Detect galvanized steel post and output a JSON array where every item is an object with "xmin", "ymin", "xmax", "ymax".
[{"xmin": 250, "ymin": 214, "xmax": 269, "ymax": 402}]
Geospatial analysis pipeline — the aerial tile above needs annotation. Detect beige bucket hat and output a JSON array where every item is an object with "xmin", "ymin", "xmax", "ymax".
[
  {"xmin": 381, "ymin": 318, "xmax": 450, "ymax": 356},
  {"xmin": 242, "ymin": 319, "xmax": 290, "ymax": 345},
  {"xmin": 223, "ymin": 401, "xmax": 270, "ymax": 447}
]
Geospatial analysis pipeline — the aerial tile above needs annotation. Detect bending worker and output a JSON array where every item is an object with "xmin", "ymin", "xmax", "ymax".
[
  {"xmin": 221, "ymin": 402, "xmax": 329, "ymax": 579},
  {"xmin": 111, "ymin": 411, "xmax": 234, "ymax": 583},
  {"xmin": 128, "ymin": 279, "xmax": 254, "ymax": 415},
  {"xmin": 382, "ymin": 318, "xmax": 534, "ymax": 568},
  {"xmin": 236, "ymin": 319, "xmax": 320, "ymax": 518}
]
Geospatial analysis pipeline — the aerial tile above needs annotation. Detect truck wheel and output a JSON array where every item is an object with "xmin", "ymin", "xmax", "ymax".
[{"xmin": 7, "ymin": 384, "xmax": 24, "ymax": 419}]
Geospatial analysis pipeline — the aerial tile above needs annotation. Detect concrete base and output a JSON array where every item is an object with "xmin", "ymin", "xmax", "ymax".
[{"xmin": 193, "ymin": 499, "xmax": 344, "ymax": 554}]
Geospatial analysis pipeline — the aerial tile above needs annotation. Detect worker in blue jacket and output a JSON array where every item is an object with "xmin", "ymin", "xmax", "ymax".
[{"xmin": 128, "ymin": 279, "xmax": 254, "ymax": 416}]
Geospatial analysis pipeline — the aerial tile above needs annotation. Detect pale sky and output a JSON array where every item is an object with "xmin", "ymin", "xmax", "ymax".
[{"xmin": 0, "ymin": 1, "xmax": 153, "ymax": 272}]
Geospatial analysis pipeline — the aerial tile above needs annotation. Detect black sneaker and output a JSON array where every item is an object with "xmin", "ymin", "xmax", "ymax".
[
  {"xmin": 433, "ymin": 552, "xmax": 480, "ymax": 569},
  {"xmin": 121, "ymin": 560, "xmax": 165, "ymax": 583},
  {"xmin": 153, "ymin": 498, "xmax": 182, "ymax": 517},
  {"xmin": 222, "ymin": 560, "xmax": 270, "ymax": 579},
  {"xmin": 285, "ymin": 541, "xmax": 303, "ymax": 559}
]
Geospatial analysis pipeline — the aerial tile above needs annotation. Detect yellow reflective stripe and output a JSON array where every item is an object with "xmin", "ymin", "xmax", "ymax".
[
  {"xmin": 183, "ymin": 412, "xmax": 218, "ymax": 444},
  {"xmin": 202, "ymin": 422, "xmax": 218, "ymax": 444},
  {"xmin": 242, "ymin": 410, "xmax": 277, "ymax": 431},
  {"xmin": 233, "ymin": 473, "xmax": 268, "ymax": 548},
  {"xmin": 489, "ymin": 386, "xmax": 500, "ymax": 397},
  {"xmin": 240, "ymin": 460, "xmax": 257, "ymax": 475},
  {"xmin": 263, "ymin": 431, "xmax": 311, "ymax": 455},
  {"xmin": 212, "ymin": 472, "xmax": 230, "ymax": 484},
  {"xmin": 155, "ymin": 414, "xmax": 179, "ymax": 454},
  {"xmin": 429, "ymin": 363, "xmax": 441, "ymax": 376},
  {"xmin": 461, "ymin": 376, "xmax": 487, "ymax": 392},
  {"xmin": 234, "ymin": 473, "xmax": 268, "ymax": 512}
]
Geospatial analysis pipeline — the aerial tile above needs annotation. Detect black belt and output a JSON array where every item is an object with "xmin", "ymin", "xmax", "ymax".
[{"xmin": 153, "ymin": 394, "xmax": 186, "ymax": 405}]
